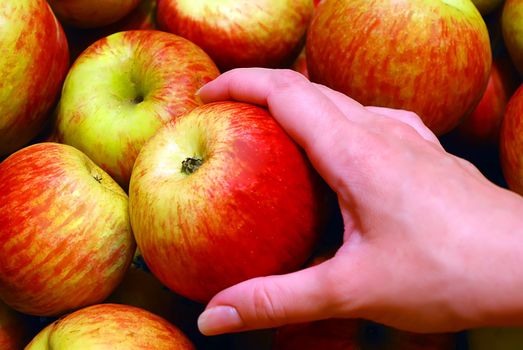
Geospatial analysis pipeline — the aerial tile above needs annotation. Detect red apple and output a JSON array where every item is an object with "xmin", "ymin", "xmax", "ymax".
[
  {"xmin": 0, "ymin": 143, "xmax": 135, "ymax": 316},
  {"xmin": 291, "ymin": 47, "xmax": 309, "ymax": 79},
  {"xmin": 54, "ymin": 30, "xmax": 220, "ymax": 189},
  {"xmin": 0, "ymin": 0, "xmax": 69, "ymax": 158},
  {"xmin": 48, "ymin": 0, "xmax": 140, "ymax": 28},
  {"xmin": 25, "ymin": 304, "xmax": 194, "ymax": 349},
  {"xmin": 307, "ymin": 0, "xmax": 492, "ymax": 135},
  {"xmin": 0, "ymin": 300, "xmax": 31, "ymax": 350},
  {"xmin": 157, "ymin": 0, "xmax": 313, "ymax": 71},
  {"xmin": 129, "ymin": 101, "xmax": 333, "ymax": 302},
  {"xmin": 455, "ymin": 56, "xmax": 520, "ymax": 145},
  {"xmin": 273, "ymin": 319, "xmax": 458, "ymax": 350},
  {"xmin": 500, "ymin": 85, "xmax": 523, "ymax": 195},
  {"xmin": 65, "ymin": 0, "xmax": 158, "ymax": 60}
]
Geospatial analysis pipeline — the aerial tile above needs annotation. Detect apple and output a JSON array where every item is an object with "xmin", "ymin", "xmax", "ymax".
[
  {"xmin": 25, "ymin": 303, "xmax": 194, "ymax": 349},
  {"xmin": 65, "ymin": 0, "xmax": 158, "ymax": 60},
  {"xmin": 454, "ymin": 56, "xmax": 520, "ymax": 145},
  {"xmin": 156, "ymin": 0, "xmax": 313, "ymax": 71},
  {"xmin": 500, "ymin": 85, "xmax": 523, "ymax": 195},
  {"xmin": 502, "ymin": 0, "xmax": 523, "ymax": 76},
  {"xmin": 468, "ymin": 327, "xmax": 523, "ymax": 350},
  {"xmin": 48, "ymin": 0, "xmax": 140, "ymax": 29},
  {"xmin": 0, "ymin": 0, "xmax": 69, "ymax": 158},
  {"xmin": 129, "ymin": 101, "xmax": 333, "ymax": 302},
  {"xmin": 54, "ymin": 30, "xmax": 220, "ymax": 189},
  {"xmin": 307, "ymin": 0, "xmax": 492, "ymax": 136},
  {"xmin": 291, "ymin": 47, "xmax": 309, "ymax": 79},
  {"xmin": 472, "ymin": 0, "xmax": 505, "ymax": 15},
  {"xmin": 0, "ymin": 300, "xmax": 31, "ymax": 350},
  {"xmin": 0, "ymin": 142, "xmax": 135, "ymax": 316},
  {"xmin": 273, "ymin": 319, "xmax": 458, "ymax": 350}
]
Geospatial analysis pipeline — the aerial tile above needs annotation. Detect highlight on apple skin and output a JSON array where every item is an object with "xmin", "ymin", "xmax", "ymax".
[
  {"xmin": 54, "ymin": 30, "xmax": 220, "ymax": 190},
  {"xmin": 129, "ymin": 101, "xmax": 334, "ymax": 302},
  {"xmin": 24, "ymin": 303, "xmax": 195, "ymax": 350},
  {"xmin": 0, "ymin": 143, "xmax": 135, "ymax": 316},
  {"xmin": 156, "ymin": 0, "xmax": 314, "ymax": 71},
  {"xmin": 0, "ymin": 0, "xmax": 69, "ymax": 158},
  {"xmin": 307, "ymin": 0, "xmax": 492, "ymax": 136}
]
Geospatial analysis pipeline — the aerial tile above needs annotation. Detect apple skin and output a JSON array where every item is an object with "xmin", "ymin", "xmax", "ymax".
[
  {"xmin": 25, "ymin": 303, "xmax": 194, "ymax": 349},
  {"xmin": 307, "ymin": 0, "xmax": 492, "ymax": 136},
  {"xmin": 48, "ymin": 0, "xmax": 140, "ymax": 29},
  {"xmin": 455, "ymin": 56, "xmax": 520, "ymax": 145},
  {"xmin": 500, "ymin": 85, "xmax": 523, "ymax": 195},
  {"xmin": 157, "ymin": 0, "xmax": 313, "ymax": 71},
  {"xmin": 54, "ymin": 30, "xmax": 220, "ymax": 190},
  {"xmin": 472, "ymin": 0, "xmax": 505, "ymax": 15},
  {"xmin": 65, "ymin": 0, "xmax": 158, "ymax": 60},
  {"xmin": 273, "ymin": 319, "xmax": 458, "ymax": 350},
  {"xmin": 291, "ymin": 47, "xmax": 309, "ymax": 79},
  {"xmin": 502, "ymin": 0, "xmax": 523, "ymax": 76},
  {"xmin": 0, "ymin": 300, "xmax": 31, "ymax": 350},
  {"xmin": 0, "ymin": 0, "xmax": 69, "ymax": 158},
  {"xmin": 0, "ymin": 142, "xmax": 135, "ymax": 316},
  {"xmin": 129, "ymin": 101, "xmax": 333, "ymax": 302}
]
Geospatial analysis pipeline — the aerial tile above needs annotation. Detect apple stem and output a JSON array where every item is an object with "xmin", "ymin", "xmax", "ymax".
[{"xmin": 181, "ymin": 157, "xmax": 203, "ymax": 174}]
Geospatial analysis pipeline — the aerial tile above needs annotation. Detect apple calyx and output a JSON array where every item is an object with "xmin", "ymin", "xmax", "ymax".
[{"xmin": 181, "ymin": 157, "xmax": 203, "ymax": 174}]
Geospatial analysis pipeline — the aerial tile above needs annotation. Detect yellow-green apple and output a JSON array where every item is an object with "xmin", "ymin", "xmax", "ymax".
[
  {"xmin": 472, "ymin": 0, "xmax": 505, "ymax": 15},
  {"xmin": 129, "ymin": 101, "xmax": 333, "ymax": 302},
  {"xmin": 307, "ymin": 0, "xmax": 492, "ymax": 136},
  {"xmin": 25, "ymin": 303, "xmax": 194, "ymax": 349},
  {"xmin": 468, "ymin": 327, "xmax": 523, "ymax": 349},
  {"xmin": 273, "ymin": 319, "xmax": 458, "ymax": 350},
  {"xmin": 500, "ymin": 85, "xmax": 523, "ymax": 194},
  {"xmin": 0, "ymin": 0, "xmax": 69, "ymax": 158},
  {"xmin": 54, "ymin": 30, "xmax": 220, "ymax": 189},
  {"xmin": 0, "ymin": 143, "xmax": 135, "ymax": 316},
  {"xmin": 502, "ymin": 0, "xmax": 523, "ymax": 76},
  {"xmin": 48, "ymin": 0, "xmax": 140, "ymax": 28},
  {"xmin": 455, "ymin": 56, "xmax": 520, "ymax": 145},
  {"xmin": 157, "ymin": 0, "xmax": 313, "ymax": 71},
  {"xmin": 65, "ymin": 0, "xmax": 158, "ymax": 60},
  {"xmin": 0, "ymin": 300, "xmax": 31, "ymax": 350}
]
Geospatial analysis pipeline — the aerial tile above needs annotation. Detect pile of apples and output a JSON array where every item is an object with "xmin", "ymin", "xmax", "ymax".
[{"xmin": 1, "ymin": 0, "xmax": 523, "ymax": 349}]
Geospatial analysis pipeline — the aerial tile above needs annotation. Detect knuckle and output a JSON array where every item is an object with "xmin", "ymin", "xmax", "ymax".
[
  {"xmin": 250, "ymin": 279, "xmax": 286, "ymax": 324},
  {"xmin": 272, "ymin": 69, "xmax": 308, "ymax": 90}
]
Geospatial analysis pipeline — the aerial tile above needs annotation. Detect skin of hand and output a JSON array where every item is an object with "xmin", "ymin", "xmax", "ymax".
[{"xmin": 195, "ymin": 68, "xmax": 523, "ymax": 336}]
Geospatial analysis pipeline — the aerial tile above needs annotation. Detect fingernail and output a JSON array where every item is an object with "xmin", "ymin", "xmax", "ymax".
[{"xmin": 198, "ymin": 306, "xmax": 244, "ymax": 335}]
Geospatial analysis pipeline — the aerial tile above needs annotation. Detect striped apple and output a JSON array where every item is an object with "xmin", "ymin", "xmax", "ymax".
[
  {"xmin": 157, "ymin": 0, "xmax": 313, "ymax": 71},
  {"xmin": 0, "ymin": 300, "xmax": 30, "ymax": 350},
  {"xmin": 25, "ymin": 304, "xmax": 194, "ymax": 349},
  {"xmin": 54, "ymin": 30, "xmax": 220, "ymax": 190},
  {"xmin": 0, "ymin": 0, "xmax": 69, "ymax": 158},
  {"xmin": 129, "ymin": 101, "xmax": 333, "ymax": 302},
  {"xmin": 0, "ymin": 143, "xmax": 135, "ymax": 316},
  {"xmin": 307, "ymin": 0, "xmax": 492, "ymax": 135}
]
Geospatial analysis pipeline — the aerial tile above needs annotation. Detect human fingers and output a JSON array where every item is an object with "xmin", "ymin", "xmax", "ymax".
[
  {"xmin": 199, "ymin": 68, "xmax": 375, "ymax": 192},
  {"xmin": 197, "ymin": 259, "xmax": 356, "ymax": 335}
]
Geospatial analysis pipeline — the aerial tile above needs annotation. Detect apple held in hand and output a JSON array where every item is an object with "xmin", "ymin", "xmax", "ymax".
[
  {"xmin": 48, "ymin": 0, "xmax": 140, "ymax": 28},
  {"xmin": 157, "ymin": 0, "xmax": 313, "ymax": 71},
  {"xmin": 500, "ymin": 85, "xmax": 523, "ymax": 195},
  {"xmin": 307, "ymin": 0, "xmax": 492, "ymax": 135},
  {"xmin": 25, "ymin": 303, "xmax": 194, "ymax": 349},
  {"xmin": 55, "ymin": 30, "xmax": 220, "ymax": 189},
  {"xmin": 0, "ymin": 0, "xmax": 69, "ymax": 158},
  {"xmin": 129, "ymin": 101, "xmax": 332, "ymax": 302},
  {"xmin": 0, "ymin": 143, "xmax": 135, "ymax": 316}
]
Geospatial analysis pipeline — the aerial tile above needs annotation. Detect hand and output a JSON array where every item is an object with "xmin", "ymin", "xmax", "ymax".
[{"xmin": 195, "ymin": 68, "xmax": 523, "ymax": 335}]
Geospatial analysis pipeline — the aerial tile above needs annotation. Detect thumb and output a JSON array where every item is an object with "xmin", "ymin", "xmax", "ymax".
[{"xmin": 197, "ymin": 259, "xmax": 347, "ymax": 335}]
